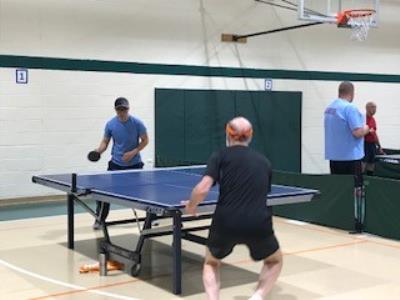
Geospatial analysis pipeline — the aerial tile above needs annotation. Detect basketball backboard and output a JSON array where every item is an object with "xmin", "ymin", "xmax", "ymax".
[{"xmin": 297, "ymin": 0, "xmax": 379, "ymax": 27}]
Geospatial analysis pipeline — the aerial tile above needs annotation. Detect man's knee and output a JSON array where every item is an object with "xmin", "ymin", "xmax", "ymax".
[
  {"xmin": 263, "ymin": 249, "xmax": 283, "ymax": 267},
  {"xmin": 204, "ymin": 259, "xmax": 221, "ymax": 269},
  {"xmin": 204, "ymin": 250, "xmax": 221, "ymax": 268}
]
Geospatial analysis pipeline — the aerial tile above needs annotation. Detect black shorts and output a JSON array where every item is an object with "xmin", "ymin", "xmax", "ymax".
[
  {"xmin": 329, "ymin": 160, "xmax": 363, "ymax": 187},
  {"xmin": 107, "ymin": 160, "xmax": 144, "ymax": 171},
  {"xmin": 207, "ymin": 229, "xmax": 280, "ymax": 261},
  {"xmin": 363, "ymin": 142, "xmax": 377, "ymax": 164}
]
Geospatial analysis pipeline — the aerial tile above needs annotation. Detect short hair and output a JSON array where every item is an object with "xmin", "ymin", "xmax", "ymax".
[
  {"xmin": 338, "ymin": 81, "xmax": 354, "ymax": 97},
  {"xmin": 366, "ymin": 101, "xmax": 376, "ymax": 108},
  {"xmin": 226, "ymin": 117, "xmax": 253, "ymax": 144}
]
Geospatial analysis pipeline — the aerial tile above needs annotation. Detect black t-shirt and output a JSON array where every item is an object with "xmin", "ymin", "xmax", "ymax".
[{"xmin": 205, "ymin": 145, "xmax": 273, "ymax": 237}]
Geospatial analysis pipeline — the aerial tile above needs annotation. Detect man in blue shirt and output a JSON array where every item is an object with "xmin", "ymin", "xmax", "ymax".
[
  {"xmin": 324, "ymin": 81, "xmax": 371, "ymax": 232},
  {"xmin": 93, "ymin": 97, "xmax": 148, "ymax": 229}
]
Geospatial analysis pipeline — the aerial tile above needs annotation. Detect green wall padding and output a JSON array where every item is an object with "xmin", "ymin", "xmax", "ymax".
[
  {"xmin": 155, "ymin": 89, "xmax": 301, "ymax": 172},
  {"xmin": 234, "ymin": 91, "xmax": 301, "ymax": 171},
  {"xmin": 155, "ymin": 89, "xmax": 186, "ymax": 166},
  {"xmin": 364, "ymin": 176, "xmax": 400, "ymax": 240},
  {"xmin": 272, "ymin": 172, "xmax": 354, "ymax": 230}
]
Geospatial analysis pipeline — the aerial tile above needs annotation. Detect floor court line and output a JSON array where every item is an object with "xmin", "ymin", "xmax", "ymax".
[
  {"xmin": 27, "ymin": 271, "xmax": 177, "ymax": 300},
  {"xmin": 275, "ymin": 218, "xmax": 366, "ymax": 242},
  {"xmin": 3, "ymin": 217, "xmax": 400, "ymax": 299},
  {"xmin": 28, "ymin": 277, "xmax": 148, "ymax": 300},
  {"xmin": 0, "ymin": 259, "xmax": 141, "ymax": 300},
  {"xmin": 3, "ymin": 216, "xmax": 395, "ymax": 250},
  {"xmin": 284, "ymin": 240, "xmax": 369, "ymax": 256},
  {"xmin": 362, "ymin": 238, "xmax": 400, "ymax": 250},
  {"xmin": 226, "ymin": 239, "xmax": 369, "ymax": 266},
  {"xmin": 276, "ymin": 218, "xmax": 400, "ymax": 250},
  {"xmin": 0, "ymin": 221, "xmax": 66, "ymax": 233},
  {"xmin": 16, "ymin": 240, "xmax": 369, "ymax": 300}
]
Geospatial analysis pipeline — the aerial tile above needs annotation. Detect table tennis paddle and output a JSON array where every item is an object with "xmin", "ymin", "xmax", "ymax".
[{"xmin": 88, "ymin": 150, "xmax": 101, "ymax": 162}]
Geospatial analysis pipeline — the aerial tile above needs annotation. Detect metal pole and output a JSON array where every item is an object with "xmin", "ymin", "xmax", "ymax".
[
  {"xmin": 233, "ymin": 22, "xmax": 323, "ymax": 41},
  {"xmin": 68, "ymin": 173, "xmax": 77, "ymax": 249},
  {"xmin": 99, "ymin": 253, "xmax": 107, "ymax": 276},
  {"xmin": 67, "ymin": 193, "xmax": 74, "ymax": 249},
  {"xmin": 172, "ymin": 211, "xmax": 182, "ymax": 294}
]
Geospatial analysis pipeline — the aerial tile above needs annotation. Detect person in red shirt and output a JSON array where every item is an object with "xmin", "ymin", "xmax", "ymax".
[{"xmin": 363, "ymin": 102, "xmax": 385, "ymax": 175}]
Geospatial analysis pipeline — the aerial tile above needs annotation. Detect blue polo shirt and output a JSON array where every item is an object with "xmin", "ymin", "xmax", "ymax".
[
  {"xmin": 104, "ymin": 116, "xmax": 147, "ymax": 166},
  {"xmin": 324, "ymin": 98, "xmax": 365, "ymax": 161}
]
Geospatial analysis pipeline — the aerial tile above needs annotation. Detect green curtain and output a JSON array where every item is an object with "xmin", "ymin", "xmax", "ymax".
[
  {"xmin": 155, "ymin": 89, "xmax": 302, "ymax": 172},
  {"xmin": 364, "ymin": 176, "xmax": 400, "ymax": 240},
  {"xmin": 272, "ymin": 171, "xmax": 354, "ymax": 231}
]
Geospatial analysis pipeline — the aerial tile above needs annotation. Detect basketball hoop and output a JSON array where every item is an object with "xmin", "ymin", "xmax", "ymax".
[{"xmin": 337, "ymin": 9, "xmax": 376, "ymax": 41}]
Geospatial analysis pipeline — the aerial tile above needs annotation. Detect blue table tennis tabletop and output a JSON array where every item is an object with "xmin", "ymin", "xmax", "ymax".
[
  {"xmin": 33, "ymin": 166, "xmax": 318, "ymax": 210},
  {"xmin": 32, "ymin": 165, "xmax": 319, "ymax": 295}
]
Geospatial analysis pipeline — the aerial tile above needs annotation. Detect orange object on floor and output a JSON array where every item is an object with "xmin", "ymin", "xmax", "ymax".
[{"xmin": 79, "ymin": 260, "xmax": 123, "ymax": 273}]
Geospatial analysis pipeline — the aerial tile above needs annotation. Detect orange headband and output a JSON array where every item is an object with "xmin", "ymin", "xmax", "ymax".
[{"xmin": 226, "ymin": 123, "xmax": 253, "ymax": 141}]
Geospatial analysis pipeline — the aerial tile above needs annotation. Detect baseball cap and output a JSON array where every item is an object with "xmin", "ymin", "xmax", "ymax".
[{"xmin": 114, "ymin": 97, "xmax": 129, "ymax": 109}]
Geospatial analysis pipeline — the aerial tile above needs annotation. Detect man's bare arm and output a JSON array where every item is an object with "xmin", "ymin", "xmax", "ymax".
[
  {"xmin": 182, "ymin": 176, "xmax": 214, "ymax": 216},
  {"xmin": 136, "ymin": 133, "xmax": 149, "ymax": 152},
  {"xmin": 96, "ymin": 137, "xmax": 111, "ymax": 154},
  {"xmin": 375, "ymin": 132, "xmax": 385, "ymax": 154},
  {"xmin": 352, "ymin": 125, "xmax": 370, "ymax": 138},
  {"xmin": 122, "ymin": 133, "xmax": 149, "ymax": 162}
]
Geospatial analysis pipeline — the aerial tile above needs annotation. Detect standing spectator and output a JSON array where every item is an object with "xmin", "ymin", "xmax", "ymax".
[
  {"xmin": 363, "ymin": 101, "xmax": 385, "ymax": 175},
  {"xmin": 324, "ymin": 81, "xmax": 371, "ymax": 233}
]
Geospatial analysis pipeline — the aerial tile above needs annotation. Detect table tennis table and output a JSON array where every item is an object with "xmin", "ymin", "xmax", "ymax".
[
  {"xmin": 32, "ymin": 166, "xmax": 319, "ymax": 294},
  {"xmin": 376, "ymin": 154, "xmax": 400, "ymax": 165}
]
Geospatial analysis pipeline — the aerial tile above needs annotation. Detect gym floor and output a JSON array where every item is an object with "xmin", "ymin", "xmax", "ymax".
[{"xmin": 1, "ymin": 207, "xmax": 400, "ymax": 300}]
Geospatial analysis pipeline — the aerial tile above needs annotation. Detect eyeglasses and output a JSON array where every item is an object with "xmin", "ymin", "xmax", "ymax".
[{"xmin": 116, "ymin": 107, "xmax": 128, "ymax": 112}]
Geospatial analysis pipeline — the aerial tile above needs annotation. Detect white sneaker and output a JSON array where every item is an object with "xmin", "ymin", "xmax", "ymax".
[{"xmin": 248, "ymin": 294, "xmax": 263, "ymax": 300}]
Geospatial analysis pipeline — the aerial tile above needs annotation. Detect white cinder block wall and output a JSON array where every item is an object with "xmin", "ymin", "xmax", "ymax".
[{"xmin": 0, "ymin": 0, "xmax": 399, "ymax": 200}]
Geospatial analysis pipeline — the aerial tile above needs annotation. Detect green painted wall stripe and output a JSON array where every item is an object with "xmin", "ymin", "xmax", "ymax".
[{"xmin": 1, "ymin": 54, "xmax": 400, "ymax": 83}]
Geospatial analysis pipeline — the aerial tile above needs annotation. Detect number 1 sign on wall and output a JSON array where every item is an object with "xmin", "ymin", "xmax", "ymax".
[{"xmin": 16, "ymin": 69, "xmax": 28, "ymax": 84}]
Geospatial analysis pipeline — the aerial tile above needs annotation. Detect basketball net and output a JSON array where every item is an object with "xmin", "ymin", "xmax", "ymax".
[{"xmin": 337, "ymin": 9, "xmax": 376, "ymax": 42}]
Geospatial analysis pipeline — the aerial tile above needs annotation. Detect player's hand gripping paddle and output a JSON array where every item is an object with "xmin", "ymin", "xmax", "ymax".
[{"xmin": 87, "ymin": 150, "xmax": 101, "ymax": 162}]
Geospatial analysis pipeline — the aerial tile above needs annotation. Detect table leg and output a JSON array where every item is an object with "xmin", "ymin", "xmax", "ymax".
[
  {"xmin": 172, "ymin": 211, "xmax": 182, "ymax": 294},
  {"xmin": 67, "ymin": 193, "xmax": 74, "ymax": 249}
]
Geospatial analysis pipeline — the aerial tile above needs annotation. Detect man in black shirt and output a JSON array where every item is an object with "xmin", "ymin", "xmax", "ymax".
[{"xmin": 182, "ymin": 117, "xmax": 282, "ymax": 300}]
